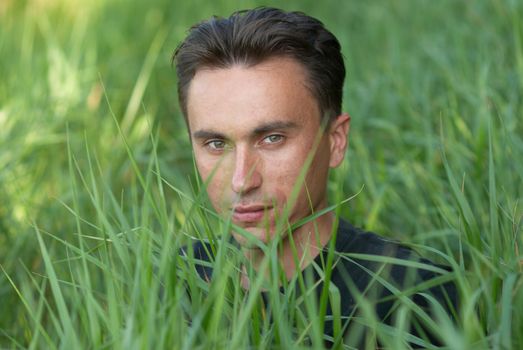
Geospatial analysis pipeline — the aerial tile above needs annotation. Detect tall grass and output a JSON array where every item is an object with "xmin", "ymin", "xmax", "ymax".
[{"xmin": 0, "ymin": 0, "xmax": 521, "ymax": 348}]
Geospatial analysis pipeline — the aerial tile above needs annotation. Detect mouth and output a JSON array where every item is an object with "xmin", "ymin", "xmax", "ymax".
[{"xmin": 232, "ymin": 204, "xmax": 273, "ymax": 223}]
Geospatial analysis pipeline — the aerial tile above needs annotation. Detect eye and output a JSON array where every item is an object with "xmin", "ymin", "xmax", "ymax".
[
  {"xmin": 205, "ymin": 139, "xmax": 229, "ymax": 151},
  {"xmin": 262, "ymin": 134, "xmax": 284, "ymax": 145}
]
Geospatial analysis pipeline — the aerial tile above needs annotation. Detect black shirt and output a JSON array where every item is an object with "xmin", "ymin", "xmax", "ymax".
[{"xmin": 185, "ymin": 219, "xmax": 458, "ymax": 348}]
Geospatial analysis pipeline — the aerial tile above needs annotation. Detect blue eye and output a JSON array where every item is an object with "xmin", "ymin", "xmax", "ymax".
[
  {"xmin": 206, "ymin": 140, "xmax": 227, "ymax": 151},
  {"xmin": 263, "ymin": 134, "xmax": 284, "ymax": 144}
]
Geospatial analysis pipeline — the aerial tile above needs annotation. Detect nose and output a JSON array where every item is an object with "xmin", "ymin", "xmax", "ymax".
[{"xmin": 231, "ymin": 146, "xmax": 262, "ymax": 194}]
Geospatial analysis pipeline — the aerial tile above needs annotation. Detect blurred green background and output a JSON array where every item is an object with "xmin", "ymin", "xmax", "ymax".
[{"xmin": 1, "ymin": 0, "xmax": 522, "ymax": 348}]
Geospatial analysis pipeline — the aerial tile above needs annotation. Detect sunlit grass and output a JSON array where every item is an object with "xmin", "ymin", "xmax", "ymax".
[{"xmin": 0, "ymin": 0, "xmax": 522, "ymax": 348}]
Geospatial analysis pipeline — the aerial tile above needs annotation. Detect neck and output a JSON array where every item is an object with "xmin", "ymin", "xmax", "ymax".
[{"xmin": 241, "ymin": 210, "xmax": 335, "ymax": 284}]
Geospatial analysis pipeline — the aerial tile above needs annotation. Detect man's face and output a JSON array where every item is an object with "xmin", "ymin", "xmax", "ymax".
[{"xmin": 186, "ymin": 57, "xmax": 348, "ymax": 247}]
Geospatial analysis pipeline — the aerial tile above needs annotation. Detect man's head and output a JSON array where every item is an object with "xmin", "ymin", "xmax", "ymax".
[
  {"xmin": 173, "ymin": 7, "xmax": 350, "ymax": 247},
  {"xmin": 174, "ymin": 7, "xmax": 345, "ymax": 124}
]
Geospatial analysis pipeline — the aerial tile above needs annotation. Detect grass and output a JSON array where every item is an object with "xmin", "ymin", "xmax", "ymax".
[{"xmin": 0, "ymin": 0, "xmax": 522, "ymax": 348}]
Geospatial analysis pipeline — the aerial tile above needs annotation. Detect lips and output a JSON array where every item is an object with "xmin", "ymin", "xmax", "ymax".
[{"xmin": 232, "ymin": 205, "xmax": 272, "ymax": 223}]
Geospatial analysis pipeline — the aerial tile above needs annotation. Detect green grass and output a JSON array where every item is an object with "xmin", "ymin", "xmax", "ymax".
[{"xmin": 1, "ymin": 0, "xmax": 522, "ymax": 348}]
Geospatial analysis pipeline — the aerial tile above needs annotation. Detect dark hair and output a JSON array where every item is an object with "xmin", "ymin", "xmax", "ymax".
[{"xmin": 173, "ymin": 7, "xmax": 345, "ymax": 123}]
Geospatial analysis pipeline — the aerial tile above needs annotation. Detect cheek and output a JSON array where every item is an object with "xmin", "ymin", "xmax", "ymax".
[
  {"xmin": 303, "ymin": 144, "xmax": 331, "ymax": 201},
  {"xmin": 308, "ymin": 149, "xmax": 330, "ymax": 182},
  {"xmin": 195, "ymin": 156, "xmax": 231, "ymax": 211},
  {"xmin": 267, "ymin": 141, "xmax": 330, "ymax": 210},
  {"xmin": 263, "ymin": 156, "xmax": 307, "ymax": 205}
]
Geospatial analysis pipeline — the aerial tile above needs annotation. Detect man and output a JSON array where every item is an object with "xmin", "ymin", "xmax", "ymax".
[{"xmin": 174, "ymin": 7, "xmax": 457, "ymax": 348}]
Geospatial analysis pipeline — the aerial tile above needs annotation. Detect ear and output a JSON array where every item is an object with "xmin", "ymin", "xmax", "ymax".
[{"xmin": 328, "ymin": 113, "xmax": 350, "ymax": 168}]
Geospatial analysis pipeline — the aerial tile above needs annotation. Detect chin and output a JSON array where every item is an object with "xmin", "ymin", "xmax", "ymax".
[{"xmin": 231, "ymin": 225, "xmax": 279, "ymax": 248}]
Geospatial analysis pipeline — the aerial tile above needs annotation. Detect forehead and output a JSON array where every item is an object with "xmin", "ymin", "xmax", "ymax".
[{"xmin": 186, "ymin": 57, "xmax": 321, "ymax": 135}]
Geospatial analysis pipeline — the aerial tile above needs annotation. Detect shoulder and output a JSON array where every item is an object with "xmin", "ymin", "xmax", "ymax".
[
  {"xmin": 329, "ymin": 220, "xmax": 459, "ymax": 346},
  {"xmin": 334, "ymin": 219, "xmax": 414, "ymax": 259},
  {"xmin": 331, "ymin": 219, "xmax": 458, "ymax": 310},
  {"xmin": 333, "ymin": 219, "xmax": 453, "ymax": 281}
]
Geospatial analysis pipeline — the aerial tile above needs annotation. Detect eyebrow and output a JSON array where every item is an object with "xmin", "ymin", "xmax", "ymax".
[
  {"xmin": 192, "ymin": 129, "xmax": 225, "ymax": 140},
  {"xmin": 192, "ymin": 121, "xmax": 299, "ymax": 140},
  {"xmin": 252, "ymin": 121, "xmax": 299, "ymax": 135}
]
